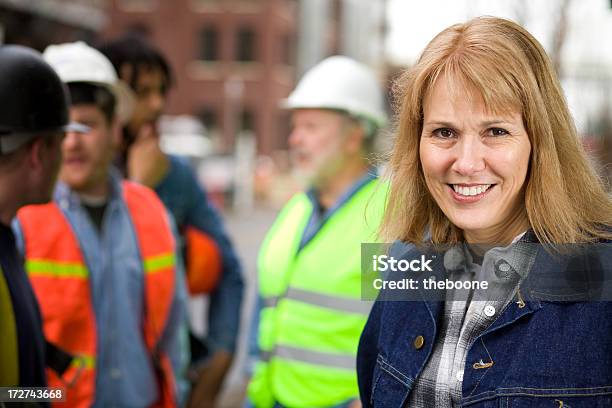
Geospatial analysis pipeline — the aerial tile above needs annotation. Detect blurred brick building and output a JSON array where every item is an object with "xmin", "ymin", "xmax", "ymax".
[
  {"xmin": 1, "ymin": 0, "xmax": 388, "ymax": 156},
  {"xmin": 101, "ymin": 0, "xmax": 388, "ymax": 155},
  {"xmin": 102, "ymin": 0, "xmax": 298, "ymax": 154}
]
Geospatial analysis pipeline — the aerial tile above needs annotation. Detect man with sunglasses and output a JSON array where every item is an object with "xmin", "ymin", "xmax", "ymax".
[{"xmin": 14, "ymin": 42, "xmax": 187, "ymax": 408}]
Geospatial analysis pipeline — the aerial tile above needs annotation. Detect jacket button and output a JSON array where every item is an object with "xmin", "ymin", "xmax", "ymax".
[
  {"xmin": 484, "ymin": 305, "xmax": 496, "ymax": 317},
  {"xmin": 498, "ymin": 262, "xmax": 511, "ymax": 272},
  {"xmin": 413, "ymin": 335, "xmax": 425, "ymax": 350}
]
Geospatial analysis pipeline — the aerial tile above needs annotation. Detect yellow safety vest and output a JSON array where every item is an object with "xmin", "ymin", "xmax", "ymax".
[{"xmin": 248, "ymin": 179, "xmax": 385, "ymax": 407}]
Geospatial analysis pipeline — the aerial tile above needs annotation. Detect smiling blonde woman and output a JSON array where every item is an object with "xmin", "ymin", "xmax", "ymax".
[{"xmin": 357, "ymin": 16, "xmax": 612, "ymax": 408}]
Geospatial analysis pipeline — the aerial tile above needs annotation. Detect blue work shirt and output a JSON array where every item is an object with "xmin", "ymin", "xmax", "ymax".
[
  {"xmin": 155, "ymin": 155, "xmax": 244, "ymax": 354},
  {"xmin": 14, "ymin": 170, "xmax": 187, "ymax": 408}
]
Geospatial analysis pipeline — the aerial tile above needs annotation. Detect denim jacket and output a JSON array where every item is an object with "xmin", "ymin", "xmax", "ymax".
[{"xmin": 357, "ymin": 234, "xmax": 612, "ymax": 407}]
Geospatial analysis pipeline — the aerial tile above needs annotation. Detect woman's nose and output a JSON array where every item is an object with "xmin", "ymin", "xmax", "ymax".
[{"xmin": 451, "ymin": 135, "xmax": 486, "ymax": 175}]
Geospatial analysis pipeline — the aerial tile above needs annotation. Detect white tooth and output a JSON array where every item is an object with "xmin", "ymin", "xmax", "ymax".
[
  {"xmin": 476, "ymin": 186, "xmax": 483, "ymax": 194},
  {"xmin": 469, "ymin": 187, "xmax": 477, "ymax": 196},
  {"xmin": 459, "ymin": 186, "xmax": 467, "ymax": 195},
  {"xmin": 453, "ymin": 185, "xmax": 460, "ymax": 193}
]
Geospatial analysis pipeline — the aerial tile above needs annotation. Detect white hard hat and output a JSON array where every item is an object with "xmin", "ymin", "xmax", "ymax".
[
  {"xmin": 43, "ymin": 41, "xmax": 135, "ymax": 124},
  {"xmin": 283, "ymin": 55, "xmax": 387, "ymax": 129}
]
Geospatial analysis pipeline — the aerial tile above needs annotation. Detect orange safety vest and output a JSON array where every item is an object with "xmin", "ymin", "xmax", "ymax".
[
  {"xmin": 17, "ymin": 181, "xmax": 177, "ymax": 408},
  {"xmin": 184, "ymin": 226, "xmax": 222, "ymax": 295}
]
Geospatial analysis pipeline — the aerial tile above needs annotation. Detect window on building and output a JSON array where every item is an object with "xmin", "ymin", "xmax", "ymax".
[
  {"xmin": 199, "ymin": 106, "xmax": 218, "ymax": 133},
  {"xmin": 118, "ymin": 0, "xmax": 158, "ymax": 12},
  {"xmin": 199, "ymin": 26, "xmax": 219, "ymax": 61},
  {"xmin": 236, "ymin": 27, "xmax": 256, "ymax": 62},
  {"xmin": 280, "ymin": 33, "xmax": 294, "ymax": 65},
  {"xmin": 240, "ymin": 109, "xmax": 255, "ymax": 132},
  {"xmin": 278, "ymin": 111, "xmax": 291, "ymax": 149},
  {"xmin": 191, "ymin": 0, "xmax": 221, "ymax": 6},
  {"xmin": 126, "ymin": 23, "xmax": 152, "ymax": 38}
]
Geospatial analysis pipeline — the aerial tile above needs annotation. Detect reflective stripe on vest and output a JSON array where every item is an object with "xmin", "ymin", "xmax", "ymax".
[
  {"xmin": 18, "ymin": 181, "xmax": 177, "ymax": 408},
  {"xmin": 260, "ymin": 345, "xmax": 356, "ymax": 370},
  {"xmin": 26, "ymin": 260, "xmax": 87, "ymax": 278},
  {"xmin": 144, "ymin": 253, "xmax": 176, "ymax": 274},
  {"xmin": 274, "ymin": 345, "xmax": 356, "ymax": 370},
  {"xmin": 248, "ymin": 179, "xmax": 386, "ymax": 408},
  {"xmin": 263, "ymin": 287, "xmax": 373, "ymax": 315},
  {"xmin": 70, "ymin": 354, "xmax": 96, "ymax": 370}
]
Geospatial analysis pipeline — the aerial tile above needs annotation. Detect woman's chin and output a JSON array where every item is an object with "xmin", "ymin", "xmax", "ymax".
[{"xmin": 446, "ymin": 216, "xmax": 495, "ymax": 241}]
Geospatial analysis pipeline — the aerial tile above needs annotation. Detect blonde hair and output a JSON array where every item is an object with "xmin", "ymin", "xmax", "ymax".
[{"xmin": 383, "ymin": 16, "xmax": 612, "ymax": 245}]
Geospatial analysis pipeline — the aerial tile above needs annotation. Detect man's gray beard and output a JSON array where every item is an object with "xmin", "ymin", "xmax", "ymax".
[{"xmin": 290, "ymin": 167, "xmax": 315, "ymax": 190}]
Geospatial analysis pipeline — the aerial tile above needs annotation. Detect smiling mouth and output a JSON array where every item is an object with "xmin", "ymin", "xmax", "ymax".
[{"xmin": 449, "ymin": 184, "xmax": 494, "ymax": 197}]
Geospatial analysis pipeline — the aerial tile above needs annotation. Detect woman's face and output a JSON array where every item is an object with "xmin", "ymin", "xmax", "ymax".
[{"xmin": 419, "ymin": 76, "xmax": 532, "ymax": 243}]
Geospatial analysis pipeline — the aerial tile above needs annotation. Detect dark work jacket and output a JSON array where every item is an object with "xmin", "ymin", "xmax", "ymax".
[
  {"xmin": 0, "ymin": 222, "xmax": 47, "ymax": 387},
  {"xmin": 357, "ymin": 233, "xmax": 612, "ymax": 407}
]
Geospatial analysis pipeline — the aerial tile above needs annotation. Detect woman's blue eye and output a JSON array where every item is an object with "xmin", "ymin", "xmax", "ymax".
[{"xmin": 490, "ymin": 128, "xmax": 509, "ymax": 136}]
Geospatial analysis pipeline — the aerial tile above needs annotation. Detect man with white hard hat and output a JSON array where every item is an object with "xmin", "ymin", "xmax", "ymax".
[
  {"xmin": 247, "ymin": 56, "xmax": 387, "ymax": 408},
  {"xmin": 13, "ymin": 42, "xmax": 186, "ymax": 408}
]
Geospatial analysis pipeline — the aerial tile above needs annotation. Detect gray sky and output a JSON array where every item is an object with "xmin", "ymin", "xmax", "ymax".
[
  {"xmin": 386, "ymin": 0, "xmax": 612, "ymax": 68},
  {"xmin": 385, "ymin": 0, "xmax": 612, "ymax": 133}
]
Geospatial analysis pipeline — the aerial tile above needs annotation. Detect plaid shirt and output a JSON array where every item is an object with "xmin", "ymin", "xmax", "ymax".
[{"xmin": 407, "ymin": 234, "xmax": 537, "ymax": 407}]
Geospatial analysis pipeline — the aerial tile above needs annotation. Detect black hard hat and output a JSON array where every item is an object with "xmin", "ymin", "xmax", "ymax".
[{"xmin": 0, "ymin": 45, "xmax": 69, "ymax": 154}]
